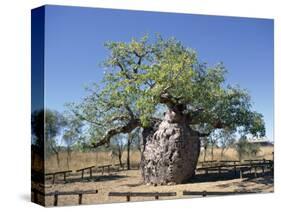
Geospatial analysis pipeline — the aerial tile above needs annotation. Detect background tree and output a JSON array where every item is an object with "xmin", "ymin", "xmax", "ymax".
[
  {"xmin": 126, "ymin": 128, "xmax": 142, "ymax": 170},
  {"xmin": 248, "ymin": 142, "xmax": 261, "ymax": 157},
  {"xmin": 62, "ymin": 116, "xmax": 83, "ymax": 169},
  {"xmin": 45, "ymin": 109, "xmax": 66, "ymax": 165},
  {"xmin": 32, "ymin": 109, "xmax": 67, "ymax": 166},
  {"xmin": 200, "ymin": 137, "xmax": 209, "ymax": 162},
  {"xmin": 69, "ymin": 35, "xmax": 265, "ymax": 184},
  {"xmin": 31, "ymin": 110, "xmax": 44, "ymax": 150},
  {"xmin": 110, "ymin": 134, "xmax": 126, "ymax": 167},
  {"xmin": 216, "ymin": 129, "xmax": 236, "ymax": 159},
  {"xmin": 234, "ymin": 136, "xmax": 260, "ymax": 161},
  {"xmin": 207, "ymin": 132, "xmax": 218, "ymax": 161},
  {"xmin": 31, "ymin": 110, "xmax": 44, "ymax": 172}
]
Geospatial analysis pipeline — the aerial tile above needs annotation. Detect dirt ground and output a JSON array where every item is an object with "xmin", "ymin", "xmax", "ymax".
[
  {"xmin": 31, "ymin": 146, "xmax": 273, "ymax": 206},
  {"xmin": 37, "ymin": 168, "xmax": 273, "ymax": 207}
]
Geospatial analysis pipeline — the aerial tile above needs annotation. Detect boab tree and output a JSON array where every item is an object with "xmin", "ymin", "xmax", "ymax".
[{"xmin": 69, "ymin": 35, "xmax": 265, "ymax": 185}]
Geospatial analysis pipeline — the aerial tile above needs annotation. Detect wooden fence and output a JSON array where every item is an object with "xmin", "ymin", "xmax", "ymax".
[
  {"xmin": 76, "ymin": 165, "xmax": 96, "ymax": 179},
  {"xmin": 196, "ymin": 160, "xmax": 273, "ymax": 179},
  {"xmin": 32, "ymin": 188, "xmax": 98, "ymax": 206},
  {"xmin": 108, "ymin": 192, "xmax": 177, "ymax": 202},
  {"xmin": 32, "ymin": 188, "xmax": 264, "ymax": 205},
  {"xmin": 43, "ymin": 159, "xmax": 273, "ymax": 185},
  {"xmin": 45, "ymin": 170, "xmax": 72, "ymax": 184},
  {"xmin": 182, "ymin": 190, "xmax": 256, "ymax": 197},
  {"xmin": 98, "ymin": 164, "xmax": 112, "ymax": 175}
]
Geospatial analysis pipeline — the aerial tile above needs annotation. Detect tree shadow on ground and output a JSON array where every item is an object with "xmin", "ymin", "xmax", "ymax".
[
  {"xmin": 244, "ymin": 176, "xmax": 274, "ymax": 185},
  {"xmin": 122, "ymin": 182, "xmax": 144, "ymax": 187},
  {"xmin": 215, "ymin": 175, "xmax": 273, "ymax": 192},
  {"xmin": 45, "ymin": 174, "xmax": 128, "ymax": 185},
  {"xmin": 186, "ymin": 170, "xmax": 273, "ymax": 184}
]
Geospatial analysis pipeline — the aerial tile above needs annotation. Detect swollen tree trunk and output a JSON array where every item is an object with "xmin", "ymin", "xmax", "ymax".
[{"xmin": 141, "ymin": 109, "xmax": 200, "ymax": 185}]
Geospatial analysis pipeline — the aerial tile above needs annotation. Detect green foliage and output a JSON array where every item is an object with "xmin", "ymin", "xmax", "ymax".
[
  {"xmin": 32, "ymin": 109, "xmax": 67, "ymax": 157},
  {"xmin": 45, "ymin": 109, "xmax": 67, "ymax": 156},
  {"xmin": 31, "ymin": 110, "xmax": 44, "ymax": 149},
  {"xmin": 234, "ymin": 136, "xmax": 261, "ymax": 160},
  {"xmin": 62, "ymin": 115, "xmax": 83, "ymax": 147},
  {"xmin": 68, "ymin": 35, "xmax": 266, "ymax": 147},
  {"xmin": 216, "ymin": 129, "xmax": 236, "ymax": 149}
]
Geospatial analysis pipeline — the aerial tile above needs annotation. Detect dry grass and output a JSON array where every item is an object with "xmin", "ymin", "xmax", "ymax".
[
  {"xmin": 198, "ymin": 146, "xmax": 274, "ymax": 161},
  {"xmin": 45, "ymin": 147, "xmax": 273, "ymax": 172},
  {"xmin": 45, "ymin": 151, "xmax": 141, "ymax": 172}
]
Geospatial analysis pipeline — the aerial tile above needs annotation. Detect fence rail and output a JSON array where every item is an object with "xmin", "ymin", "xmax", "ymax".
[
  {"xmin": 98, "ymin": 164, "xmax": 112, "ymax": 175},
  {"xmin": 196, "ymin": 161, "xmax": 273, "ymax": 178},
  {"xmin": 45, "ymin": 170, "xmax": 72, "ymax": 184},
  {"xmin": 182, "ymin": 190, "xmax": 257, "ymax": 197},
  {"xmin": 108, "ymin": 191, "xmax": 177, "ymax": 201},
  {"xmin": 76, "ymin": 165, "xmax": 96, "ymax": 179},
  {"xmin": 31, "ymin": 188, "xmax": 98, "ymax": 206}
]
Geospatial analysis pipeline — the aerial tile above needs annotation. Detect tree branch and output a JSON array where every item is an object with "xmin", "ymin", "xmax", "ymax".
[
  {"xmin": 72, "ymin": 110, "xmax": 104, "ymax": 126},
  {"xmin": 91, "ymin": 119, "xmax": 140, "ymax": 148}
]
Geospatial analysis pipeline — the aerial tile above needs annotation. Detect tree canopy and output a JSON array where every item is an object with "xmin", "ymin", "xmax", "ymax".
[{"xmin": 69, "ymin": 35, "xmax": 265, "ymax": 148}]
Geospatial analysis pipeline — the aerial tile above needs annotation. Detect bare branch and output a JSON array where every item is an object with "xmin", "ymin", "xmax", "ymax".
[
  {"xmin": 91, "ymin": 119, "xmax": 140, "ymax": 148},
  {"xmin": 71, "ymin": 110, "xmax": 104, "ymax": 126}
]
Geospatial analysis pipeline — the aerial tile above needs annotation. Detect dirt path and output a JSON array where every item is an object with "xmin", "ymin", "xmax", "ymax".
[{"xmin": 39, "ymin": 169, "xmax": 273, "ymax": 206}]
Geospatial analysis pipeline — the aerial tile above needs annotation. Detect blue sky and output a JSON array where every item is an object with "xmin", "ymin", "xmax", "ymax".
[{"xmin": 43, "ymin": 5, "xmax": 274, "ymax": 141}]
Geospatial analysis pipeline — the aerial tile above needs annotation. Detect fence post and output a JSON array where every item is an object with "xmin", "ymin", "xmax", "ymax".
[
  {"xmin": 126, "ymin": 192, "xmax": 131, "ymax": 202},
  {"xmin": 90, "ymin": 168, "xmax": 92, "ymax": 178},
  {"xmin": 202, "ymin": 191, "xmax": 207, "ymax": 197},
  {"xmin": 254, "ymin": 167, "xmax": 257, "ymax": 178},
  {"xmin": 155, "ymin": 192, "xmax": 159, "ymax": 200},
  {"xmin": 78, "ymin": 193, "xmax": 83, "ymax": 205},
  {"xmin": 52, "ymin": 174, "xmax": 55, "ymax": 184},
  {"xmin": 54, "ymin": 191, "xmax": 58, "ymax": 206}
]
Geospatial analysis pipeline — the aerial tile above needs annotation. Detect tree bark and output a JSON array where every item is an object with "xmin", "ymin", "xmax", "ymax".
[{"xmin": 141, "ymin": 108, "xmax": 200, "ymax": 185}]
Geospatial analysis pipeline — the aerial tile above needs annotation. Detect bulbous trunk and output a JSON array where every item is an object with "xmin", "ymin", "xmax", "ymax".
[{"xmin": 141, "ymin": 109, "xmax": 200, "ymax": 185}]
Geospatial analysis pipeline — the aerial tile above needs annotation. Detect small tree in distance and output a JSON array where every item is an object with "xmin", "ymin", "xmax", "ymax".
[
  {"xmin": 62, "ymin": 116, "xmax": 83, "ymax": 169},
  {"xmin": 217, "ymin": 129, "xmax": 236, "ymax": 159},
  {"xmin": 110, "ymin": 134, "xmax": 126, "ymax": 168},
  {"xmin": 234, "ymin": 136, "xmax": 261, "ymax": 161}
]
